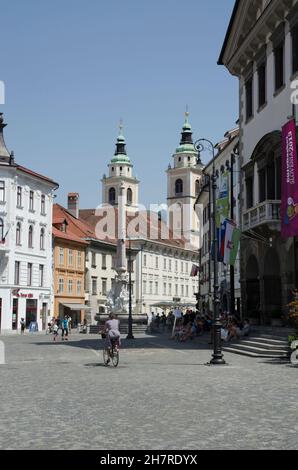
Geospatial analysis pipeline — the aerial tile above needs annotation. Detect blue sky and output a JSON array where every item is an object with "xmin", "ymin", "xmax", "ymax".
[{"xmin": 1, "ymin": 0, "xmax": 237, "ymax": 209}]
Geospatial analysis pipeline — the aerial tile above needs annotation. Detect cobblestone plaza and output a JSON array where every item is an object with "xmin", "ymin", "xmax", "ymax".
[{"xmin": 0, "ymin": 333, "xmax": 297, "ymax": 450}]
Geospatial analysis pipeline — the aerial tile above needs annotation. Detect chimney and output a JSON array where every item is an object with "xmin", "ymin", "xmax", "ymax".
[{"xmin": 68, "ymin": 193, "xmax": 79, "ymax": 219}]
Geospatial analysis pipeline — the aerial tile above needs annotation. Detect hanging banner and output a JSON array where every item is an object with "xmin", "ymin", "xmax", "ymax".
[
  {"xmin": 281, "ymin": 119, "xmax": 298, "ymax": 238},
  {"xmin": 216, "ymin": 171, "xmax": 229, "ymax": 228},
  {"xmin": 223, "ymin": 220, "xmax": 240, "ymax": 266}
]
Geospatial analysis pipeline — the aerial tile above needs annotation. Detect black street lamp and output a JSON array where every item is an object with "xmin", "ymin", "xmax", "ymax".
[
  {"xmin": 195, "ymin": 138, "xmax": 226, "ymax": 365},
  {"xmin": 126, "ymin": 238, "xmax": 134, "ymax": 339}
]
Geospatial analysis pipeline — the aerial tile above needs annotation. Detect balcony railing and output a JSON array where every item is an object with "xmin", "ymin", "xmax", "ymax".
[{"xmin": 243, "ymin": 200, "xmax": 281, "ymax": 231}]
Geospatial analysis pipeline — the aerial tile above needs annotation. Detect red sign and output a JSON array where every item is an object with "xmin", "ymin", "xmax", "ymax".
[{"xmin": 12, "ymin": 289, "xmax": 34, "ymax": 298}]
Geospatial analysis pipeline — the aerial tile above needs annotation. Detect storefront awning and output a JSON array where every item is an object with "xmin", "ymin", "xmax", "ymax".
[{"xmin": 61, "ymin": 303, "xmax": 91, "ymax": 311}]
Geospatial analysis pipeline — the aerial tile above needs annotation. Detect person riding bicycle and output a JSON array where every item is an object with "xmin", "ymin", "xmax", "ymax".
[{"xmin": 104, "ymin": 313, "xmax": 121, "ymax": 351}]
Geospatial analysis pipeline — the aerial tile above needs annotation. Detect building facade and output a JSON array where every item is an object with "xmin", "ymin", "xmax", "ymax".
[
  {"xmin": 219, "ymin": 0, "xmax": 298, "ymax": 323},
  {"xmin": 0, "ymin": 114, "xmax": 58, "ymax": 332},
  {"xmin": 53, "ymin": 203, "xmax": 89, "ymax": 326},
  {"xmin": 197, "ymin": 127, "xmax": 241, "ymax": 315}
]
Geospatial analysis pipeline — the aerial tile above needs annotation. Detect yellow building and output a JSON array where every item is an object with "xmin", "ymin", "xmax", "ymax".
[{"xmin": 53, "ymin": 203, "xmax": 90, "ymax": 326}]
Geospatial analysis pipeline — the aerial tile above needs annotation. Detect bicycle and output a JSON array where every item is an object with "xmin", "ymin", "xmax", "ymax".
[{"xmin": 103, "ymin": 338, "xmax": 119, "ymax": 367}]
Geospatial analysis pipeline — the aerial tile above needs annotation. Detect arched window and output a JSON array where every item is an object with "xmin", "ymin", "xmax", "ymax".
[
  {"xmin": 109, "ymin": 187, "xmax": 116, "ymax": 205},
  {"xmin": 28, "ymin": 225, "xmax": 33, "ymax": 248},
  {"xmin": 0, "ymin": 218, "xmax": 3, "ymax": 241},
  {"xmin": 40, "ymin": 228, "xmax": 45, "ymax": 250},
  {"xmin": 16, "ymin": 222, "xmax": 21, "ymax": 245},
  {"xmin": 175, "ymin": 179, "xmax": 183, "ymax": 195},
  {"xmin": 195, "ymin": 180, "xmax": 200, "ymax": 197},
  {"xmin": 127, "ymin": 188, "xmax": 132, "ymax": 206}
]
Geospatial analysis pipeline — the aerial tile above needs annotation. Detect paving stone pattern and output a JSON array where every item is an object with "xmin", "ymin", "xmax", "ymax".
[{"xmin": 0, "ymin": 332, "xmax": 297, "ymax": 450}]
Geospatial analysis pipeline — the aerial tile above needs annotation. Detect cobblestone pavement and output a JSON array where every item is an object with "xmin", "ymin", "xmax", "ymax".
[{"xmin": 0, "ymin": 332, "xmax": 297, "ymax": 450}]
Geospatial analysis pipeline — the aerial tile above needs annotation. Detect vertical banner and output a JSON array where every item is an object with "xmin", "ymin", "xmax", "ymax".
[
  {"xmin": 281, "ymin": 119, "xmax": 298, "ymax": 238},
  {"xmin": 216, "ymin": 171, "xmax": 229, "ymax": 228}
]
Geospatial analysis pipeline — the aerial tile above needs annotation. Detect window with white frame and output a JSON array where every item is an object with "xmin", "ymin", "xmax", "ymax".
[
  {"xmin": 14, "ymin": 261, "xmax": 20, "ymax": 285},
  {"xmin": 41, "ymin": 194, "xmax": 46, "ymax": 215},
  {"xmin": 102, "ymin": 279, "xmax": 107, "ymax": 296},
  {"xmin": 27, "ymin": 263, "xmax": 33, "ymax": 286},
  {"xmin": 169, "ymin": 283, "xmax": 172, "ymax": 296},
  {"xmin": 16, "ymin": 222, "xmax": 21, "ymax": 245},
  {"xmin": 29, "ymin": 191, "xmax": 34, "ymax": 211},
  {"xmin": 77, "ymin": 280, "xmax": 82, "ymax": 295},
  {"xmin": 143, "ymin": 254, "xmax": 147, "ymax": 267},
  {"xmin": 40, "ymin": 228, "xmax": 45, "ymax": 250},
  {"xmin": 17, "ymin": 186, "xmax": 22, "ymax": 207},
  {"xmin": 149, "ymin": 281, "xmax": 153, "ymax": 294},
  {"xmin": 92, "ymin": 278, "xmax": 97, "ymax": 295},
  {"xmin": 39, "ymin": 265, "xmax": 44, "ymax": 287},
  {"xmin": 28, "ymin": 225, "xmax": 33, "ymax": 248},
  {"xmin": 68, "ymin": 249, "xmax": 73, "ymax": 266},
  {"xmin": 59, "ymin": 247, "xmax": 64, "ymax": 265},
  {"xmin": 163, "ymin": 258, "xmax": 167, "ymax": 270},
  {"xmin": 143, "ymin": 280, "xmax": 147, "ymax": 295},
  {"xmin": 155, "ymin": 256, "xmax": 159, "ymax": 268},
  {"xmin": 68, "ymin": 279, "xmax": 73, "ymax": 294},
  {"xmin": 58, "ymin": 278, "xmax": 64, "ymax": 294},
  {"xmin": 77, "ymin": 250, "xmax": 82, "ymax": 267},
  {"xmin": 163, "ymin": 282, "xmax": 166, "ymax": 295}
]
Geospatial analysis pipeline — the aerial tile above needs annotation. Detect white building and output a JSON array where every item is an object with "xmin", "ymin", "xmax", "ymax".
[
  {"xmin": 197, "ymin": 127, "xmax": 241, "ymax": 314},
  {"xmin": 78, "ymin": 120, "xmax": 200, "ymax": 319},
  {"xmin": 219, "ymin": 0, "xmax": 298, "ymax": 323},
  {"xmin": 0, "ymin": 114, "xmax": 58, "ymax": 332}
]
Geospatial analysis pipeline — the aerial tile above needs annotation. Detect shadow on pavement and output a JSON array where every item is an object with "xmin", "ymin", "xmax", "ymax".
[{"xmin": 31, "ymin": 333, "xmax": 213, "ymax": 352}]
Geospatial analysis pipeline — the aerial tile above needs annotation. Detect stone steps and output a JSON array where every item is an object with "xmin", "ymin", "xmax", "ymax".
[{"xmin": 222, "ymin": 332, "xmax": 290, "ymax": 358}]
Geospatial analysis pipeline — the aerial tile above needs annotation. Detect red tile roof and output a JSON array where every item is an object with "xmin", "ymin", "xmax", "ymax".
[
  {"xmin": 53, "ymin": 204, "xmax": 94, "ymax": 245},
  {"xmin": 52, "ymin": 226, "xmax": 89, "ymax": 245}
]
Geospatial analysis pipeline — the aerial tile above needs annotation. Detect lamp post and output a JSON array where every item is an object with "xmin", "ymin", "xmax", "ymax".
[
  {"xmin": 195, "ymin": 138, "xmax": 226, "ymax": 365},
  {"xmin": 126, "ymin": 238, "xmax": 134, "ymax": 339}
]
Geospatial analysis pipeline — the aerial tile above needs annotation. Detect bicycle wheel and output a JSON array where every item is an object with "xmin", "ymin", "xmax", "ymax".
[
  {"xmin": 103, "ymin": 348, "xmax": 110, "ymax": 366},
  {"xmin": 111, "ymin": 349, "xmax": 119, "ymax": 367}
]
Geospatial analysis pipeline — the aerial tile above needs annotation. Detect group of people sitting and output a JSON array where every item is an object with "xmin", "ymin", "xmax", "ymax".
[
  {"xmin": 172, "ymin": 310, "xmax": 251, "ymax": 344},
  {"xmin": 219, "ymin": 314, "xmax": 251, "ymax": 342},
  {"xmin": 174, "ymin": 310, "xmax": 213, "ymax": 342}
]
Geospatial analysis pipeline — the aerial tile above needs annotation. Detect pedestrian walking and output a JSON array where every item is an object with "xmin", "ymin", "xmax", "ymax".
[
  {"xmin": 20, "ymin": 318, "xmax": 25, "ymax": 335},
  {"xmin": 61, "ymin": 315, "xmax": 69, "ymax": 341},
  {"xmin": 53, "ymin": 321, "xmax": 59, "ymax": 341}
]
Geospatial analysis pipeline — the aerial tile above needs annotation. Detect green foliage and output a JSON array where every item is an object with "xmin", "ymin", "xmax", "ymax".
[
  {"xmin": 288, "ymin": 297, "xmax": 298, "ymax": 333},
  {"xmin": 288, "ymin": 334, "xmax": 298, "ymax": 345}
]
